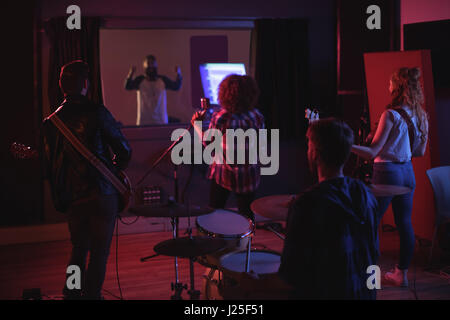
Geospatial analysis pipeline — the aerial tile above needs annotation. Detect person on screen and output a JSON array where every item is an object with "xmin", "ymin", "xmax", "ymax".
[{"xmin": 125, "ymin": 55, "xmax": 182, "ymax": 125}]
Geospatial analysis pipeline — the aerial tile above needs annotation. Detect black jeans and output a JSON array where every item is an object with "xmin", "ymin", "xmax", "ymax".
[
  {"xmin": 63, "ymin": 194, "xmax": 119, "ymax": 299},
  {"xmin": 209, "ymin": 180, "xmax": 255, "ymax": 221}
]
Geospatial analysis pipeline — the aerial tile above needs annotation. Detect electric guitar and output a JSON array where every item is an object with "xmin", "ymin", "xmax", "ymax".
[{"xmin": 10, "ymin": 142, "xmax": 133, "ymax": 212}]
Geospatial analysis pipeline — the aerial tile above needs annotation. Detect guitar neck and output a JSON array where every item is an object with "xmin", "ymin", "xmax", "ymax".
[{"xmin": 11, "ymin": 141, "xmax": 127, "ymax": 195}]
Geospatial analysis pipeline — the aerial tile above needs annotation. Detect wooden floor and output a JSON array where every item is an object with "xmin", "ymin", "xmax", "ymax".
[{"xmin": 0, "ymin": 226, "xmax": 449, "ymax": 300}]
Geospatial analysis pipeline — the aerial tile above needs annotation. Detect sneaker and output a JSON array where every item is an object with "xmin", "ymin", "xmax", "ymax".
[{"xmin": 385, "ymin": 265, "xmax": 408, "ymax": 287}]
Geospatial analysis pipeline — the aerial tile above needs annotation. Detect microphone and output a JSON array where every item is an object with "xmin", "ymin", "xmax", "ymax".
[
  {"xmin": 196, "ymin": 97, "xmax": 211, "ymax": 130},
  {"xmin": 200, "ymin": 97, "xmax": 210, "ymax": 113}
]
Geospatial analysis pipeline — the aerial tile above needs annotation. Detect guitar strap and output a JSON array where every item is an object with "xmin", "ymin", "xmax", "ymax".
[
  {"xmin": 393, "ymin": 107, "xmax": 416, "ymax": 155},
  {"xmin": 50, "ymin": 114, "xmax": 128, "ymax": 196}
]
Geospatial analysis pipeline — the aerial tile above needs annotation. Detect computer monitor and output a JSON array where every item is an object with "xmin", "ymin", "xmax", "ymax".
[{"xmin": 199, "ymin": 63, "xmax": 247, "ymax": 105}]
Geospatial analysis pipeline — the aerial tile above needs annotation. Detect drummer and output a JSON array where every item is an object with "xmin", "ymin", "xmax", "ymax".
[{"xmin": 240, "ymin": 118, "xmax": 379, "ymax": 300}]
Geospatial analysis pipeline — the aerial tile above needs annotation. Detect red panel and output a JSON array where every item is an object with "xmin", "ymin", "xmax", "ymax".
[{"xmin": 364, "ymin": 50, "xmax": 439, "ymax": 240}]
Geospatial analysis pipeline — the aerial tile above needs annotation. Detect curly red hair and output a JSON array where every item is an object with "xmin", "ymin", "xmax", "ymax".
[
  {"xmin": 218, "ymin": 74, "xmax": 259, "ymax": 113},
  {"xmin": 389, "ymin": 67, "xmax": 428, "ymax": 139}
]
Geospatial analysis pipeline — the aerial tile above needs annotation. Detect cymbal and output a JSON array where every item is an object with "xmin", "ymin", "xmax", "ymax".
[
  {"xmin": 369, "ymin": 184, "xmax": 413, "ymax": 197},
  {"xmin": 153, "ymin": 237, "xmax": 228, "ymax": 258},
  {"xmin": 128, "ymin": 203, "xmax": 214, "ymax": 218},
  {"xmin": 250, "ymin": 195, "xmax": 296, "ymax": 221}
]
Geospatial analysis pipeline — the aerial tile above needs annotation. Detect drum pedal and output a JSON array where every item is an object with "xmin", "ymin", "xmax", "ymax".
[{"xmin": 171, "ymin": 282, "xmax": 187, "ymax": 300}]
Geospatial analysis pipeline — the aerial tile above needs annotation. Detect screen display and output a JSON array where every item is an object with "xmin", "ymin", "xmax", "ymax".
[{"xmin": 199, "ymin": 63, "xmax": 247, "ymax": 104}]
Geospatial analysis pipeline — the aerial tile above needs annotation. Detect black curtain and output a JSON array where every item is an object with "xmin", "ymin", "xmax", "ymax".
[
  {"xmin": 252, "ymin": 19, "xmax": 309, "ymax": 140},
  {"xmin": 1, "ymin": 1, "xmax": 42, "ymax": 226},
  {"xmin": 44, "ymin": 17, "xmax": 103, "ymax": 111}
]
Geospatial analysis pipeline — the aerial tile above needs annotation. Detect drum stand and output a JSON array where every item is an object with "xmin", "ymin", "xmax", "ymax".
[
  {"xmin": 245, "ymin": 235, "xmax": 252, "ymax": 272},
  {"xmin": 140, "ymin": 204, "xmax": 187, "ymax": 299},
  {"xmin": 185, "ymin": 216, "xmax": 201, "ymax": 300},
  {"xmin": 139, "ymin": 173, "xmax": 195, "ymax": 299},
  {"xmin": 137, "ymin": 127, "xmax": 192, "ymax": 300},
  {"xmin": 141, "ymin": 214, "xmax": 201, "ymax": 300}
]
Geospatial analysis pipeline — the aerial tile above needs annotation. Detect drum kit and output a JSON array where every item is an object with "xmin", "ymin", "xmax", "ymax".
[
  {"xmin": 130, "ymin": 197, "xmax": 289, "ymax": 300},
  {"xmin": 131, "ymin": 203, "xmax": 219, "ymax": 300},
  {"xmin": 129, "ymin": 182, "xmax": 412, "ymax": 300},
  {"xmin": 132, "ymin": 203, "xmax": 272, "ymax": 300}
]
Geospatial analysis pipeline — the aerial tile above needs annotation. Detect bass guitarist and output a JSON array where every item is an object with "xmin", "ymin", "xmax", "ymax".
[{"xmin": 41, "ymin": 60, "xmax": 132, "ymax": 300}]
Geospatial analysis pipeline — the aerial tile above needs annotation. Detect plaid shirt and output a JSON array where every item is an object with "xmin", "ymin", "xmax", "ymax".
[{"xmin": 206, "ymin": 108, "xmax": 265, "ymax": 194}]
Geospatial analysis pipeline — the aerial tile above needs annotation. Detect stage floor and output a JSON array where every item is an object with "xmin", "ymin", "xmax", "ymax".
[{"xmin": 0, "ymin": 225, "xmax": 449, "ymax": 300}]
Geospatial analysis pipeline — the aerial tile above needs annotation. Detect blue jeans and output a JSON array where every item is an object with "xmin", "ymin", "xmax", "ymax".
[
  {"xmin": 63, "ymin": 194, "xmax": 119, "ymax": 299},
  {"xmin": 372, "ymin": 161, "xmax": 416, "ymax": 270}
]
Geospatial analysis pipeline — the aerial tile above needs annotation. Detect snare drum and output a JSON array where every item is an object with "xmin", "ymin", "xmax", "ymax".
[
  {"xmin": 196, "ymin": 209, "xmax": 254, "ymax": 267},
  {"xmin": 203, "ymin": 250, "xmax": 282, "ymax": 300}
]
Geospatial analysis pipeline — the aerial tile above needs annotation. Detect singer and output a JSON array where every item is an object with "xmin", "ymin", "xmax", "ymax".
[
  {"xmin": 191, "ymin": 75, "xmax": 265, "ymax": 221},
  {"xmin": 125, "ymin": 55, "xmax": 182, "ymax": 125}
]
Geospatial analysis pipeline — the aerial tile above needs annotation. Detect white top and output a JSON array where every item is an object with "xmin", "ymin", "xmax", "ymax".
[
  {"xmin": 374, "ymin": 106, "xmax": 420, "ymax": 163},
  {"xmin": 136, "ymin": 78, "xmax": 168, "ymax": 125}
]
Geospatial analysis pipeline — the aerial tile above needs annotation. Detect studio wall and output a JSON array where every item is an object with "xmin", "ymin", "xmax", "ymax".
[{"xmin": 99, "ymin": 29, "xmax": 251, "ymax": 126}]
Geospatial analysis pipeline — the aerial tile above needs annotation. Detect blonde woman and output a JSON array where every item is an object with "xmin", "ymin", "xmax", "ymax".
[{"xmin": 351, "ymin": 67, "xmax": 428, "ymax": 287}]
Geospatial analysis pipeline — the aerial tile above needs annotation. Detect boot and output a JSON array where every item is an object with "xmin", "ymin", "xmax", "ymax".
[{"xmin": 385, "ymin": 265, "xmax": 408, "ymax": 287}]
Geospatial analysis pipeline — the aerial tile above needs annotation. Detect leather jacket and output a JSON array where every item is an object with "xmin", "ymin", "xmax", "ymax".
[{"xmin": 42, "ymin": 95, "xmax": 132, "ymax": 212}]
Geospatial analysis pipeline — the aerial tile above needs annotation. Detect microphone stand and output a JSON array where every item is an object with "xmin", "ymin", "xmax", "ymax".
[
  {"xmin": 136, "ymin": 100, "xmax": 210, "ymax": 188},
  {"xmin": 137, "ymin": 98, "xmax": 210, "ymax": 300},
  {"xmin": 136, "ymin": 123, "xmax": 193, "ymax": 188},
  {"xmin": 138, "ymin": 125, "xmax": 192, "ymax": 300},
  {"xmin": 185, "ymin": 202, "xmax": 201, "ymax": 300}
]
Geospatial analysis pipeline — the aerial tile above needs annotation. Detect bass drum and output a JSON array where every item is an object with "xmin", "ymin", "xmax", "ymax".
[{"xmin": 202, "ymin": 250, "xmax": 282, "ymax": 300}]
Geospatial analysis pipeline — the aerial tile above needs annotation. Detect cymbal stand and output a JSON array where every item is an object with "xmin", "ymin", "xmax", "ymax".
[
  {"xmin": 170, "ymin": 213, "xmax": 186, "ymax": 300},
  {"xmin": 245, "ymin": 235, "xmax": 253, "ymax": 273},
  {"xmin": 265, "ymin": 224, "xmax": 286, "ymax": 241},
  {"xmin": 184, "ymin": 209, "xmax": 201, "ymax": 300},
  {"xmin": 137, "ymin": 127, "xmax": 192, "ymax": 299},
  {"xmin": 244, "ymin": 221, "xmax": 255, "ymax": 273}
]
